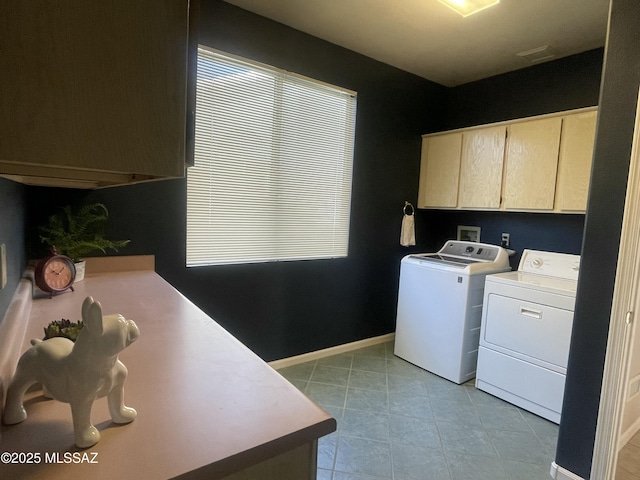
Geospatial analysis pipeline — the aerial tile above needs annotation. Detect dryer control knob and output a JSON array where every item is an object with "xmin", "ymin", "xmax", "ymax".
[{"xmin": 531, "ymin": 258, "xmax": 543, "ymax": 268}]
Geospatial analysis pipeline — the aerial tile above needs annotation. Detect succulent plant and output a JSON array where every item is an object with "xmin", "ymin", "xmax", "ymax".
[{"xmin": 44, "ymin": 318, "xmax": 85, "ymax": 342}]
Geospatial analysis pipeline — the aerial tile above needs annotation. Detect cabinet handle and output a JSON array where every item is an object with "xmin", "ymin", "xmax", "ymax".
[{"xmin": 520, "ymin": 307, "xmax": 542, "ymax": 319}]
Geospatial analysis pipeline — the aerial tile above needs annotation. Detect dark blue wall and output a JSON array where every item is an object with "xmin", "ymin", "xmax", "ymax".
[
  {"xmin": 557, "ymin": 0, "xmax": 640, "ymax": 477},
  {"xmin": 26, "ymin": 0, "xmax": 448, "ymax": 361},
  {"xmin": 15, "ymin": 7, "xmax": 605, "ymax": 369},
  {"xmin": 0, "ymin": 178, "xmax": 27, "ymax": 322},
  {"xmin": 414, "ymin": 48, "xmax": 602, "ymax": 269},
  {"xmin": 444, "ymin": 48, "xmax": 604, "ymax": 129},
  {"xmin": 6, "ymin": 1, "xmax": 629, "ymax": 475},
  {"xmin": 23, "ymin": 4, "xmax": 605, "ymax": 364},
  {"xmin": 416, "ymin": 210, "xmax": 585, "ymax": 270}
]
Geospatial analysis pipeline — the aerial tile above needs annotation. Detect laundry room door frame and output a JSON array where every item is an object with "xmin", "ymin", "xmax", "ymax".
[{"xmin": 591, "ymin": 86, "xmax": 640, "ymax": 480}]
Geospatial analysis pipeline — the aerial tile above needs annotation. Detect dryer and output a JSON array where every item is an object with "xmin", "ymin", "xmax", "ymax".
[
  {"xmin": 476, "ymin": 249, "xmax": 580, "ymax": 423},
  {"xmin": 394, "ymin": 240, "xmax": 511, "ymax": 384}
]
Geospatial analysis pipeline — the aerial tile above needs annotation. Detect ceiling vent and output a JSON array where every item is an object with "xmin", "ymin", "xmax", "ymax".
[{"xmin": 516, "ymin": 45, "xmax": 558, "ymax": 63}]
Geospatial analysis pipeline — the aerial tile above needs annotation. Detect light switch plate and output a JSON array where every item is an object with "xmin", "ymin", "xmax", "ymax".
[{"xmin": 1, "ymin": 243, "xmax": 7, "ymax": 289}]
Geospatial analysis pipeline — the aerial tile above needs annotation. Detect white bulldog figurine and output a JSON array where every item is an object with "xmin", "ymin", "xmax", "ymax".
[{"xmin": 3, "ymin": 296, "xmax": 140, "ymax": 448}]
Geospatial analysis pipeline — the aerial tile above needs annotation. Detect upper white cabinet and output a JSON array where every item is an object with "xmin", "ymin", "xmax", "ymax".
[
  {"xmin": 555, "ymin": 110, "xmax": 598, "ymax": 212},
  {"xmin": 417, "ymin": 107, "xmax": 597, "ymax": 213},
  {"xmin": 418, "ymin": 133, "xmax": 462, "ymax": 208},
  {"xmin": 0, "ymin": 0, "xmax": 197, "ymax": 189},
  {"xmin": 459, "ymin": 126, "xmax": 506, "ymax": 209},
  {"xmin": 502, "ymin": 117, "xmax": 562, "ymax": 211}
]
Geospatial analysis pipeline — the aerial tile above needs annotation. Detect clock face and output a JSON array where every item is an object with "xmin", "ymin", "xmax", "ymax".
[{"xmin": 41, "ymin": 257, "xmax": 76, "ymax": 292}]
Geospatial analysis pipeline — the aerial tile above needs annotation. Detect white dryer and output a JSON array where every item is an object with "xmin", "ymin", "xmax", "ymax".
[
  {"xmin": 394, "ymin": 240, "xmax": 511, "ymax": 384},
  {"xmin": 476, "ymin": 249, "xmax": 580, "ymax": 423}
]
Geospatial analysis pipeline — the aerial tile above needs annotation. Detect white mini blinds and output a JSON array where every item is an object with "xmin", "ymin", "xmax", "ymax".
[{"xmin": 186, "ymin": 48, "xmax": 357, "ymax": 267}]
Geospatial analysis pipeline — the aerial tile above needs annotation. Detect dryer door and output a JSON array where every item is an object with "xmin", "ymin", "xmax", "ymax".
[{"xmin": 482, "ymin": 293, "xmax": 574, "ymax": 371}]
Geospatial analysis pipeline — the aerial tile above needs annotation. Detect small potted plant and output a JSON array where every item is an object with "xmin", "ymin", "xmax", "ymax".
[
  {"xmin": 44, "ymin": 318, "xmax": 84, "ymax": 342},
  {"xmin": 38, "ymin": 203, "xmax": 130, "ymax": 281}
]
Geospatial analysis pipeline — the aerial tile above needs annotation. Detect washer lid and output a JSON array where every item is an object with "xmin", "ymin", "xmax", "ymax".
[
  {"xmin": 408, "ymin": 254, "xmax": 478, "ymax": 268},
  {"xmin": 404, "ymin": 240, "xmax": 511, "ymax": 274}
]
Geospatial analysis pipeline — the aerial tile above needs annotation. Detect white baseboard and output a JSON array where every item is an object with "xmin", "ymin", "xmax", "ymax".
[
  {"xmin": 550, "ymin": 462, "xmax": 586, "ymax": 480},
  {"xmin": 618, "ymin": 415, "xmax": 640, "ymax": 451},
  {"xmin": 268, "ymin": 333, "xmax": 395, "ymax": 370}
]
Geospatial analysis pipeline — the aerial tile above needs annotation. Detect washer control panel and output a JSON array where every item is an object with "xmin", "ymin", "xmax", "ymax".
[
  {"xmin": 439, "ymin": 240, "xmax": 503, "ymax": 261},
  {"xmin": 519, "ymin": 249, "xmax": 581, "ymax": 281}
]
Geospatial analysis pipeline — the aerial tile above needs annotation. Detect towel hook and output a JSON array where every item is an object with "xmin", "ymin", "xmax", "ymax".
[{"xmin": 403, "ymin": 201, "xmax": 414, "ymax": 215}]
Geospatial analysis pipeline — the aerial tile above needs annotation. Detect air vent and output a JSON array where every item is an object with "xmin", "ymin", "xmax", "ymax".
[{"xmin": 516, "ymin": 45, "xmax": 558, "ymax": 63}]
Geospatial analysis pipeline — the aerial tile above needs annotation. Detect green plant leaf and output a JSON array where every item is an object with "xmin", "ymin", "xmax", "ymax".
[{"xmin": 38, "ymin": 203, "xmax": 130, "ymax": 262}]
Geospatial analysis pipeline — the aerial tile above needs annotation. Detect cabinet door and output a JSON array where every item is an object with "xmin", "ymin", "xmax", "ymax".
[
  {"xmin": 459, "ymin": 126, "xmax": 506, "ymax": 209},
  {"xmin": 0, "ymin": 1, "xmax": 189, "ymax": 182},
  {"xmin": 418, "ymin": 133, "xmax": 462, "ymax": 208},
  {"xmin": 555, "ymin": 111, "xmax": 597, "ymax": 212},
  {"xmin": 503, "ymin": 117, "xmax": 562, "ymax": 210}
]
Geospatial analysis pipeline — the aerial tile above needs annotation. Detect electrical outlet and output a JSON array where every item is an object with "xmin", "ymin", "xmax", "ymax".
[
  {"xmin": 1, "ymin": 244, "xmax": 6, "ymax": 289},
  {"xmin": 501, "ymin": 233, "xmax": 510, "ymax": 247}
]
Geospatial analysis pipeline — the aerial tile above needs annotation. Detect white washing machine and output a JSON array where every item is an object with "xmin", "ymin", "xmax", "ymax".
[
  {"xmin": 394, "ymin": 240, "xmax": 511, "ymax": 384},
  {"xmin": 476, "ymin": 249, "xmax": 580, "ymax": 423}
]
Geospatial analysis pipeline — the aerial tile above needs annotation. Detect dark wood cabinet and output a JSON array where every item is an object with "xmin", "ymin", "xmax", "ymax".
[{"xmin": 0, "ymin": 0, "xmax": 197, "ymax": 188}]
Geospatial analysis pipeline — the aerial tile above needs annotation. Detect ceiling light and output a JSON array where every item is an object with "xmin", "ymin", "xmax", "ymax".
[{"xmin": 438, "ymin": 0, "xmax": 500, "ymax": 17}]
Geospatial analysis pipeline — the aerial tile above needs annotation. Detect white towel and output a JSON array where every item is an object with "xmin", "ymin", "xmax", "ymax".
[{"xmin": 400, "ymin": 209, "xmax": 416, "ymax": 247}]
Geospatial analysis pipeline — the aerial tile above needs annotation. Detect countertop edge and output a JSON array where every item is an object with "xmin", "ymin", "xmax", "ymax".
[
  {"xmin": 1, "ymin": 267, "xmax": 336, "ymax": 479},
  {"xmin": 176, "ymin": 418, "xmax": 337, "ymax": 479}
]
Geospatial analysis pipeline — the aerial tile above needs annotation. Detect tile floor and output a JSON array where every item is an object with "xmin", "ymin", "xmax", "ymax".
[{"xmin": 277, "ymin": 341, "xmax": 559, "ymax": 480}]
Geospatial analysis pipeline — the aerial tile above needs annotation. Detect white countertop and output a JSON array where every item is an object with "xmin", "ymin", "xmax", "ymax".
[{"xmin": 0, "ymin": 264, "xmax": 335, "ymax": 479}]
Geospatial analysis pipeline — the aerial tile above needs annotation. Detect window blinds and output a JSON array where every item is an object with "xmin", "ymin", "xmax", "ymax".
[{"xmin": 186, "ymin": 48, "xmax": 357, "ymax": 266}]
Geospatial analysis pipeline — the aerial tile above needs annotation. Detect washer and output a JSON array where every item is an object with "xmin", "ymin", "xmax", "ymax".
[
  {"xmin": 394, "ymin": 240, "xmax": 511, "ymax": 384},
  {"xmin": 476, "ymin": 249, "xmax": 580, "ymax": 423}
]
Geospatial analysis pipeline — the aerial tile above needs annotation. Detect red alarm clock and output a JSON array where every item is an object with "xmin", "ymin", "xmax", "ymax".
[{"xmin": 34, "ymin": 247, "xmax": 76, "ymax": 296}]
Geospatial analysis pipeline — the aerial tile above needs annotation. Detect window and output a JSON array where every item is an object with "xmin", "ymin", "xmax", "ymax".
[{"xmin": 186, "ymin": 47, "xmax": 357, "ymax": 266}]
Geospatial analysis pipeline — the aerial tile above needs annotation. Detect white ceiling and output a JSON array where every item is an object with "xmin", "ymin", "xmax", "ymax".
[{"xmin": 222, "ymin": 0, "xmax": 610, "ymax": 87}]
